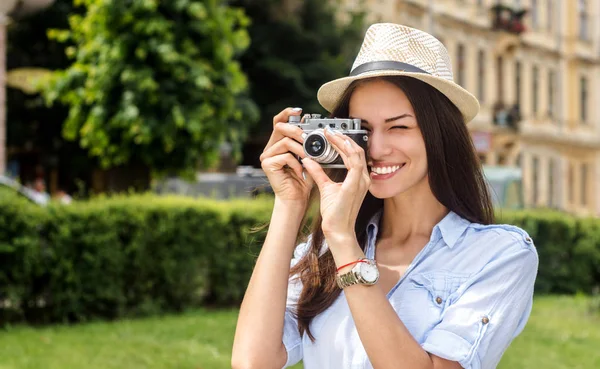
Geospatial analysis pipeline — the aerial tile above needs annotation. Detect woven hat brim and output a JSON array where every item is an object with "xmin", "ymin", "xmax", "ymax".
[{"xmin": 317, "ymin": 71, "xmax": 480, "ymax": 123}]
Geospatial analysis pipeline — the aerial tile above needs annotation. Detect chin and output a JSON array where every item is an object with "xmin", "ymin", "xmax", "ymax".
[
  {"xmin": 368, "ymin": 174, "xmax": 427, "ymax": 199},
  {"xmin": 368, "ymin": 184, "xmax": 409, "ymax": 199}
]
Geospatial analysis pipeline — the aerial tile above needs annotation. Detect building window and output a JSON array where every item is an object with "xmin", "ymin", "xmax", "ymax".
[
  {"xmin": 457, "ymin": 43, "xmax": 465, "ymax": 87},
  {"xmin": 548, "ymin": 70, "xmax": 555, "ymax": 118},
  {"xmin": 568, "ymin": 163, "xmax": 574, "ymax": 204},
  {"xmin": 532, "ymin": 65, "xmax": 539, "ymax": 116},
  {"xmin": 580, "ymin": 76, "xmax": 588, "ymax": 123},
  {"xmin": 478, "ymin": 49, "xmax": 485, "ymax": 102},
  {"xmin": 515, "ymin": 60, "xmax": 521, "ymax": 107},
  {"xmin": 548, "ymin": 159, "xmax": 556, "ymax": 208},
  {"xmin": 532, "ymin": 156, "xmax": 539, "ymax": 206},
  {"xmin": 497, "ymin": 56, "xmax": 504, "ymax": 102},
  {"xmin": 581, "ymin": 163, "xmax": 588, "ymax": 206},
  {"xmin": 579, "ymin": 0, "xmax": 588, "ymax": 40},
  {"xmin": 547, "ymin": 0, "xmax": 553, "ymax": 32},
  {"xmin": 531, "ymin": 0, "xmax": 538, "ymax": 29}
]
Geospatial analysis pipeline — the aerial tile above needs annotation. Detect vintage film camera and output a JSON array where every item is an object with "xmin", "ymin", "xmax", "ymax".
[{"xmin": 288, "ymin": 114, "xmax": 369, "ymax": 169}]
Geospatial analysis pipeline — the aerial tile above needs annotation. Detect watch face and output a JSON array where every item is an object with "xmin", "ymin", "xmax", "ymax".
[{"xmin": 360, "ymin": 262, "xmax": 379, "ymax": 283}]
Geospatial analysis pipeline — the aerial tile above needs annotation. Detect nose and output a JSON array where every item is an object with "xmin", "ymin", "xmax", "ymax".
[{"xmin": 367, "ymin": 130, "xmax": 393, "ymax": 161}]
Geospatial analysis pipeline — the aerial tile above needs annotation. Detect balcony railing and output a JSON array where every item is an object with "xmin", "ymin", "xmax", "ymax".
[
  {"xmin": 491, "ymin": 4, "xmax": 527, "ymax": 35},
  {"xmin": 493, "ymin": 103, "xmax": 521, "ymax": 130}
]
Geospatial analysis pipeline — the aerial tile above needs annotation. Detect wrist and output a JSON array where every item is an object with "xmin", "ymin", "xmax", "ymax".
[
  {"xmin": 335, "ymin": 252, "xmax": 367, "ymax": 274},
  {"xmin": 323, "ymin": 231, "xmax": 355, "ymax": 246},
  {"xmin": 273, "ymin": 197, "xmax": 308, "ymax": 217},
  {"xmin": 324, "ymin": 234, "xmax": 365, "ymax": 274}
]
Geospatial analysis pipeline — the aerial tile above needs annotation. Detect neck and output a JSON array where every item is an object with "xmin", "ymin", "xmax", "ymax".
[{"xmin": 379, "ymin": 179, "xmax": 448, "ymax": 245}]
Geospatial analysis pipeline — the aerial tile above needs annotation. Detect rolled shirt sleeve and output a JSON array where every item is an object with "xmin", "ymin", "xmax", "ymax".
[{"xmin": 422, "ymin": 237, "xmax": 539, "ymax": 369}]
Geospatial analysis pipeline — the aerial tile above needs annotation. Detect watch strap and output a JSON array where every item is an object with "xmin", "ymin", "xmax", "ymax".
[
  {"xmin": 336, "ymin": 258, "xmax": 375, "ymax": 289},
  {"xmin": 336, "ymin": 269, "xmax": 360, "ymax": 289}
]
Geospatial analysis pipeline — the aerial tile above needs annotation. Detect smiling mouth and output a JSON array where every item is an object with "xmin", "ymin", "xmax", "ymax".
[{"xmin": 370, "ymin": 164, "xmax": 405, "ymax": 175}]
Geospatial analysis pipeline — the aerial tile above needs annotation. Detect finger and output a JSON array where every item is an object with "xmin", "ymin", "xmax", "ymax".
[
  {"xmin": 323, "ymin": 130, "xmax": 368, "ymax": 188},
  {"xmin": 323, "ymin": 129, "xmax": 365, "ymax": 185},
  {"xmin": 322, "ymin": 129, "xmax": 352, "ymax": 170},
  {"xmin": 260, "ymin": 137, "xmax": 306, "ymax": 163},
  {"xmin": 262, "ymin": 153, "xmax": 306, "ymax": 182},
  {"xmin": 345, "ymin": 138, "xmax": 368, "ymax": 183},
  {"xmin": 284, "ymin": 154, "xmax": 310, "ymax": 183},
  {"xmin": 272, "ymin": 107, "xmax": 303, "ymax": 128},
  {"xmin": 301, "ymin": 157, "xmax": 333, "ymax": 191},
  {"xmin": 328, "ymin": 130, "xmax": 367, "ymax": 172},
  {"xmin": 345, "ymin": 143, "xmax": 369, "ymax": 189},
  {"xmin": 265, "ymin": 122, "xmax": 305, "ymax": 151}
]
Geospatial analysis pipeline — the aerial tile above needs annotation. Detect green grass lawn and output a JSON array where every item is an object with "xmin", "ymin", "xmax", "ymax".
[{"xmin": 0, "ymin": 295, "xmax": 598, "ymax": 369}]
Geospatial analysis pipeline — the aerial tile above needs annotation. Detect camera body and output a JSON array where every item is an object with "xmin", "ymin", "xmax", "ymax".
[{"xmin": 288, "ymin": 114, "xmax": 369, "ymax": 168}]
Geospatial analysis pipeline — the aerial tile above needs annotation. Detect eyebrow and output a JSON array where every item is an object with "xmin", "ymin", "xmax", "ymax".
[{"xmin": 350, "ymin": 114, "xmax": 413, "ymax": 124}]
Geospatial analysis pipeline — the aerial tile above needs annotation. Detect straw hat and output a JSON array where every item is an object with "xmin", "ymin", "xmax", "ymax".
[{"xmin": 317, "ymin": 23, "xmax": 480, "ymax": 123}]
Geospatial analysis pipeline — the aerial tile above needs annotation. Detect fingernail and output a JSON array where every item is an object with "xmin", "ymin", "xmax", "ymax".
[
  {"xmin": 302, "ymin": 171, "xmax": 306, "ymax": 181},
  {"xmin": 344, "ymin": 139, "xmax": 351, "ymax": 146},
  {"xmin": 292, "ymin": 107, "xmax": 302, "ymax": 112},
  {"xmin": 301, "ymin": 133, "xmax": 308, "ymax": 139}
]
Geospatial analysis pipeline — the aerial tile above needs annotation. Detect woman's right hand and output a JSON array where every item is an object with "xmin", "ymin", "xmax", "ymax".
[{"xmin": 260, "ymin": 107, "xmax": 314, "ymax": 205}]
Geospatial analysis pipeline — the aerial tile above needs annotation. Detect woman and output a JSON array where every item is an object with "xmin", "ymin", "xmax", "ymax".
[{"xmin": 232, "ymin": 23, "xmax": 538, "ymax": 369}]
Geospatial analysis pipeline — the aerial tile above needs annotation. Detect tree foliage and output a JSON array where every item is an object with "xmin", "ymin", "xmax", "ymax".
[
  {"xmin": 43, "ymin": 0, "xmax": 257, "ymax": 176},
  {"xmin": 231, "ymin": 0, "xmax": 366, "ymax": 166}
]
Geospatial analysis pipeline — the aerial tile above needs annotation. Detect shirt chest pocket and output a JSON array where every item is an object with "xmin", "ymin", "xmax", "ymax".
[{"xmin": 393, "ymin": 272, "xmax": 470, "ymax": 343}]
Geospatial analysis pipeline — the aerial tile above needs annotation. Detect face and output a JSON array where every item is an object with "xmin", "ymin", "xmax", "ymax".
[
  {"xmin": 348, "ymin": 79, "xmax": 429, "ymax": 199},
  {"xmin": 34, "ymin": 179, "xmax": 46, "ymax": 192}
]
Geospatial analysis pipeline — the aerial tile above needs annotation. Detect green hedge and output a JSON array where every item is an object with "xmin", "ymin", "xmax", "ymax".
[
  {"xmin": 496, "ymin": 209, "xmax": 600, "ymax": 294},
  {"xmin": 1, "ymin": 195, "xmax": 599, "ymax": 325},
  {"xmin": 0, "ymin": 194, "xmax": 273, "ymax": 325}
]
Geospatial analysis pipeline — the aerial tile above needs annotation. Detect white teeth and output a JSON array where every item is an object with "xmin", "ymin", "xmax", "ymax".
[{"xmin": 371, "ymin": 165, "xmax": 401, "ymax": 175}]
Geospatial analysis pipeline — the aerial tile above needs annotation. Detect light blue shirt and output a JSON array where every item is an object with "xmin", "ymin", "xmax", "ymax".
[{"xmin": 283, "ymin": 210, "xmax": 539, "ymax": 369}]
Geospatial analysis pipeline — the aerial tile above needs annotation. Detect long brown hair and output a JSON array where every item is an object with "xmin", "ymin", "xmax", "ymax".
[{"xmin": 290, "ymin": 76, "xmax": 494, "ymax": 341}]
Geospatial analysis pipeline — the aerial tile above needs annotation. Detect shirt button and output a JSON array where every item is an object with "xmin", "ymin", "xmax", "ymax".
[
  {"xmin": 435, "ymin": 297, "xmax": 443, "ymax": 304},
  {"xmin": 525, "ymin": 236, "xmax": 533, "ymax": 244},
  {"xmin": 482, "ymin": 316, "xmax": 490, "ymax": 324}
]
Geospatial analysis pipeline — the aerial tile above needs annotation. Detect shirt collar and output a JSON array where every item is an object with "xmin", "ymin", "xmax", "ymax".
[
  {"xmin": 366, "ymin": 209, "xmax": 471, "ymax": 249},
  {"xmin": 366, "ymin": 209, "xmax": 383, "ymax": 243},
  {"xmin": 434, "ymin": 211, "xmax": 471, "ymax": 248}
]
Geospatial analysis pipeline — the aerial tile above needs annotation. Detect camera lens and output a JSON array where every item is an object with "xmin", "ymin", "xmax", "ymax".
[
  {"xmin": 303, "ymin": 131, "xmax": 339, "ymax": 164},
  {"xmin": 308, "ymin": 136, "xmax": 325, "ymax": 156},
  {"xmin": 305, "ymin": 135, "xmax": 326, "ymax": 156}
]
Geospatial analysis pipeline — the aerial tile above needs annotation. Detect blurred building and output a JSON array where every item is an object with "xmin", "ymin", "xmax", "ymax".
[{"xmin": 349, "ymin": 0, "xmax": 600, "ymax": 216}]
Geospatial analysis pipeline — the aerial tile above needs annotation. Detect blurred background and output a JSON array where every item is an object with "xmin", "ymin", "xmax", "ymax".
[
  {"xmin": 2, "ymin": 0, "xmax": 599, "ymax": 216},
  {"xmin": 0, "ymin": 1, "xmax": 599, "ymax": 369}
]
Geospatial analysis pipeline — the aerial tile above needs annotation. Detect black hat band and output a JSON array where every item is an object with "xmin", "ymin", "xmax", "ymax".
[{"xmin": 349, "ymin": 61, "xmax": 430, "ymax": 77}]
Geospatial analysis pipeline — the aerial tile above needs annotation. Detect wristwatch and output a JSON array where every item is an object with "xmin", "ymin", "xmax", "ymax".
[{"xmin": 336, "ymin": 258, "xmax": 380, "ymax": 289}]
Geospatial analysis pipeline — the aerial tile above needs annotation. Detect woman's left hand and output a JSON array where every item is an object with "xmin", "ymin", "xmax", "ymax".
[{"xmin": 301, "ymin": 127, "xmax": 371, "ymax": 246}]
